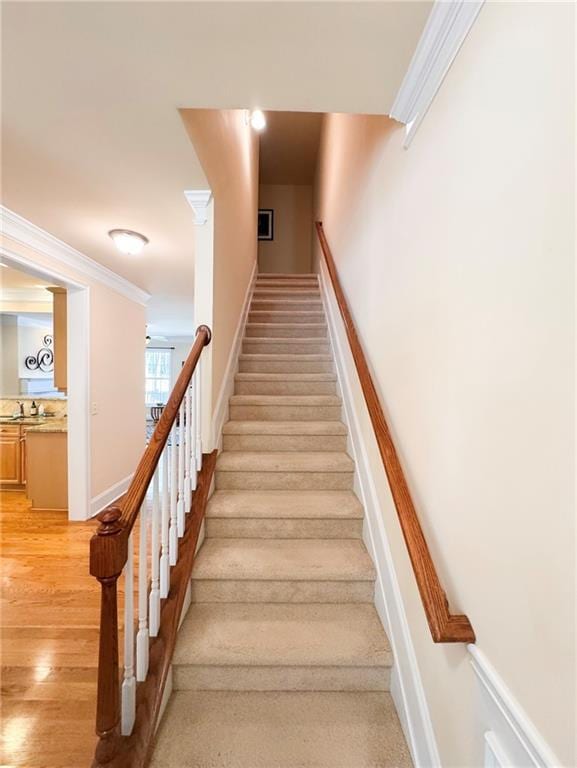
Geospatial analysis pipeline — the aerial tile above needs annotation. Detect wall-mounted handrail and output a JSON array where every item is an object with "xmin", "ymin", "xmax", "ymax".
[
  {"xmin": 90, "ymin": 324, "xmax": 217, "ymax": 767},
  {"xmin": 315, "ymin": 222, "xmax": 475, "ymax": 644}
]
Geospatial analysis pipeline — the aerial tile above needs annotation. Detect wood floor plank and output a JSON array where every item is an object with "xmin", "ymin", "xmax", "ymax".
[{"xmin": 0, "ymin": 490, "xmax": 99, "ymax": 767}]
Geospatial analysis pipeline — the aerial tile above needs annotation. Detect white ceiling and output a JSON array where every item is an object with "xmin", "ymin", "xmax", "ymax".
[{"xmin": 1, "ymin": 1, "xmax": 431, "ymax": 336}]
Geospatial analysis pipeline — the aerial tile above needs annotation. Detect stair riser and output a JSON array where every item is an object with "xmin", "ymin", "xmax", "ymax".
[
  {"xmin": 245, "ymin": 325, "xmax": 327, "ymax": 338},
  {"xmin": 253, "ymin": 290, "xmax": 320, "ymax": 300},
  {"xmin": 191, "ymin": 580, "xmax": 374, "ymax": 603},
  {"xmin": 239, "ymin": 360, "xmax": 334, "ymax": 374},
  {"xmin": 249, "ymin": 312, "xmax": 325, "ymax": 324},
  {"xmin": 205, "ymin": 517, "xmax": 362, "ymax": 539},
  {"xmin": 173, "ymin": 665, "xmax": 389, "ymax": 692},
  {"xmin": 251, "ymin": 301, "xmax": 323, "ymax": 312},
  {"xmin": 223, "ymin": 434, "xmax": 347, "ymax": 452},
  {"xmin": 234, "ymin": 381, "xmax": 336, "ymax": 396},
  {"xmin": 243, "ymin": 341, "xmax": 330, "ymax": 355},
  {"xmin": 230, "ymin": 405, "xmax": 341, "ymax": 421},
  {"xmin": 215, "ymin": 471, "xmax": 354, "ymax": 491},
  {"xmin": 256, "ymin": 281, "xmax": 319, "ymax": 289}
]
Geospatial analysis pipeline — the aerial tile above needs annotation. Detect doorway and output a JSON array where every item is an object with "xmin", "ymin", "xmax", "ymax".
[{"xmin": 0, "ymin": 250, "xmax": 89, "ymax": 521}]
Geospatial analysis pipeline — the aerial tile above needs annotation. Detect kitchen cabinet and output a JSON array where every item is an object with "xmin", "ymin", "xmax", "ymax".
[
  {"xmin": 20, "ymin": 426, "xmax": 30, "ymax": 486},
  {"xmin": 26, "ymin": 431, "xmax": 68, "ymax": 511},
  {"xmin": 0, "ymin": 425, "xmax": 22, "ymax": 485},
  {"xmin": 48, "ymin": 287, "xmax": 67, "ymax": 392}
]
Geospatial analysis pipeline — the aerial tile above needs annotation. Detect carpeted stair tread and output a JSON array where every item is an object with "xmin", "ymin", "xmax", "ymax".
[
  {"xmin": 206, "ymin": 490, "xmax": 362, "ymax": 519},
  {"xmin": 191, "ymin": 538, "xmax": 375, "ymax": 582},
  {"xmin": 150, "ymin": 691, "xmax": 412, "ymax": 768}
]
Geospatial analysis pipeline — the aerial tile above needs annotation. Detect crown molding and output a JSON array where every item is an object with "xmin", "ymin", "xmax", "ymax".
[
  {"xmin": 0, "ymin": 206, "xmax": 150, "ymax": 306},
  {"xmin": 184, "ymin": 190, "xmax": 213, "ymax": 225},
  {"xmin": 390, "ymin": 0, "xmax": 484, "ymax": 147}
]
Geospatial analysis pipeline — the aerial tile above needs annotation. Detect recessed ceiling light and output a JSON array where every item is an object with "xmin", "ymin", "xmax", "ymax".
[
  {"xmin": 108, "ymin": 229, "xmax": 149, "ymax": 255},
  {"xmin": 249, "ymin": 109, "xmax": 266, "ymax": 131}
]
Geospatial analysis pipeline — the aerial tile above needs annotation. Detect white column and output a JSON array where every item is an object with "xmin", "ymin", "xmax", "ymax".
[
  {"xmin": 176, "ymin": 400, "xmax": 185, "ymax": 536},
  {"xmin": 189, "ymin": 189, "xmax": 214, "ymax": 452},
  {"xmin": 136, "ymin": 501, "xmax": 149, "ymax": 682},
  {"xmin": 121, "ymin": 534, "xmax": 136, "ymax": 736},
  {"xmin": 149, "ymin": 465, "xmax": 161, "ymax": 636},
  {"xmin": 169, "ymin": 422, "xmax": 178, "ymax": 566},
  {"xmin": 159, "ymin": 449, "xmax": 170, "ymax": 599}
]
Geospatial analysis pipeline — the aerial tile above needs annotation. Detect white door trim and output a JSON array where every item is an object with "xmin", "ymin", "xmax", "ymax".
[{"xmin": 0, "ymin": 245, "xmax": 91, "ymax": 521}]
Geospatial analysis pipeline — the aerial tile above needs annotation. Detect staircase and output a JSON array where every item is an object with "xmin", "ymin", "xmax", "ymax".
[{"xmin": 150, "ymin": 274, "xmax": 412, "ymax": 768}]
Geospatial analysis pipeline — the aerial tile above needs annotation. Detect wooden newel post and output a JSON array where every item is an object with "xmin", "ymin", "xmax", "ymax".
[{"xmin": 90, "ymin": 505, "xmax": 128, "ymax": 767}]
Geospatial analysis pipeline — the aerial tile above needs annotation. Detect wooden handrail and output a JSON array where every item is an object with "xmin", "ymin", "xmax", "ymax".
[
  {"xmin": 93, "ymin": 451, "xmax": 217, "ymax": 768},
  {"xmin": 118, "ymin": 324, "xmax": 211, "ymax": 537},
  {"xmin": 315, "ymin": 222, "xmax": 475, "ymax": 644},
  {"xmin": 90, "ymin": 324, "xmax": 215, "ymax": 767}
]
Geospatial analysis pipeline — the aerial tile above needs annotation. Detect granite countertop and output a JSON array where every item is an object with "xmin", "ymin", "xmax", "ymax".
[
  {"xmin": 0, "ymin": 416, "xmax": 68, "ymax": 433},
  {"xmin": 26, "ymin": 418, "xmax": 68, "ymax": 434}
]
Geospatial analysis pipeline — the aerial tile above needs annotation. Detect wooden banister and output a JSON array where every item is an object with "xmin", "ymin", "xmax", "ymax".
[
  {"xmin": 90, "ymin": 324, "xmax": 216, "ymax": 767},
  {"xmin": 315, "ymin": 222, "xmax": 475, "ymax": 644},
  {"xmin": 118, "ymin": 324, "xmax": 211, "ymax": 537}
]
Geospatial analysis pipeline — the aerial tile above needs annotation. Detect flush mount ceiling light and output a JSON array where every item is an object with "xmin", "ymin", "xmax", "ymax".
[
  {"xmin": 249, "ymin": 109, "xmax": 266, "ymax": 131},
  {"xmin": 108, "ymin": 229, "xmax": 149, "ymax": 255}
]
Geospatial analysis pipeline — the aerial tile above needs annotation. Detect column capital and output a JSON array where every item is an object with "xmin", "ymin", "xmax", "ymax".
[{"xmin": 184, "ymin": 190, "xmax": 213, "ymax": 225}]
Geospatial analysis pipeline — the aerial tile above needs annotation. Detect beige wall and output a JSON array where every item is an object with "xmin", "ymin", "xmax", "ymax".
[
  {"xmin": 1, "ymin": 235, "xmax": 146, "ymax": 503},
  {"xmin": 313, "ymin": 3, "xmax": 575, "ymax": 766},
  {"xmin": 181, "ymin": 109, "xmax": 259, "ymax": 409},
  {"xmin": 258, "ymin": 185, "xmax": 312, "ymax": 274},
  {"xmin": 90, "ymin": 284, "xmax": 145, "ymax": 496}
]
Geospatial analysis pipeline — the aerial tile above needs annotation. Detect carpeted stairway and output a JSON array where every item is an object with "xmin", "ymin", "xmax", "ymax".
[{"xmin": 151, "ymin": 273, "xmax": 412, "ymax": 767}]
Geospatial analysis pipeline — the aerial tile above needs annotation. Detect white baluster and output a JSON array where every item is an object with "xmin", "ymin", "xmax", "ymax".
[
  {"xmin": 176, "ymin": 401, "xmax": 185, "ymax": 537},
  {"xmin": 169, "ymin": 422, "xmax": 178, "ymax": 566},
  {"xmin": 189, "ymin": 376, "xmax": 197, "ymax": 492},
  {"xmin": 160, "ymin": 449, "xmax": 170, "ymax": 599},
  {"xmin": 149, "ymin": 466, "xmax": 161, "ymax": 636},
  {"xmin": 121, "ymin": 534, "xmax": 136, "ymax": 736},
  {"xmin": 136, "ymin": 502, "xmax": 149, "ymax": 682},
  {"xmin": 195, "ymin": 360, "xmax": 202, "ymax": 472},
  {"xmin": 183, "ymin": 382, "xmax": 192, "ymax": 507}
]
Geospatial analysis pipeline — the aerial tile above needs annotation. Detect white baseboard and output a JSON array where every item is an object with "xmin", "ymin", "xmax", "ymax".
[
  {"xmin": 318, "ymin": 262, "xmax": 441, "ymax": 768},
  {"xmin": 90, "ymin": 474, "xmax": 133, "ymax": 518},
  {"xmin": 469, "ymin": 646, "xmax": 562, "ymax": 768},
  {"xmin": 210, "ymin": 261, "xmax": 257, "ymax": 450}
]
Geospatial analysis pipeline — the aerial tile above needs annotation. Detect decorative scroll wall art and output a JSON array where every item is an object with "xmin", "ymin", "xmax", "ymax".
[{"xmin": 24, "ymin": 334, "xmax": 54, "ymax": 373}]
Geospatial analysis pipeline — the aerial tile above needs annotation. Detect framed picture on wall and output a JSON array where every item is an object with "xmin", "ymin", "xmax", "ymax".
[{"xmin": 258, "ymin": 209, "xmax": 274, "ymax": 241}]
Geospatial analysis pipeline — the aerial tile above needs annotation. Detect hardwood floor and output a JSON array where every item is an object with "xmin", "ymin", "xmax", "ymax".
[{"xmin": 1, "ymin": 490, "xmax": 100, "ymax": 767}]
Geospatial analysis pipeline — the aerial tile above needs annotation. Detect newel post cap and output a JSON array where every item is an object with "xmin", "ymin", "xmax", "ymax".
[{"xmin": 90, "ymin": 504, "xmax": 128, "ymax": 579}]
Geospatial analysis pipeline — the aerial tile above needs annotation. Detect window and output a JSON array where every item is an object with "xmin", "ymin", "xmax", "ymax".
[{"xmin": 145, "ymin": 349, "xmax": 171, "ymax": 406}]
